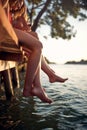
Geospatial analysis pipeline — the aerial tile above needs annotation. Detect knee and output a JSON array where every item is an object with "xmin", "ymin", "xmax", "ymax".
[
  {"xmin": 35, "ymin": 41, "xmax": 43, "ymax": 52},
  {"xmin": 39, "ymin": 41, "xmax": 43, "ymax": 50}
]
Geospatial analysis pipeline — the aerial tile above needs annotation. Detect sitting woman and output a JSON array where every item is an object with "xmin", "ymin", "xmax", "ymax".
[
  {"xmin": 0, "ymin": 0, "xmax": 52, "ymax": 104},
  {"xmin": 9, "ymin": 0, "xmax": 68, "ymax": 85}
]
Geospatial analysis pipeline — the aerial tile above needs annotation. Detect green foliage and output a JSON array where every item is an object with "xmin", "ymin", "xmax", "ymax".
[{"xmin": 25, "ymin": 0, "xmax": 87, "ymax": 39}]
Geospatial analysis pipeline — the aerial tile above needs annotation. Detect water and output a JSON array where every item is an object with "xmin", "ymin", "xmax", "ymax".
[{"xmin": 0, "ymin": 64, "xmax": 87, "ymax": 130}]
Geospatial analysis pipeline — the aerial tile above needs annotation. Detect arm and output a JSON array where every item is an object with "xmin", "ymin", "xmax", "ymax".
[
  {"xmin": 0, "ymin": 1, "xmax": 18, "ymax": 44},
  {"xmin": 12, "ymin": 16, "xmax": 31, "ymax": 32}
]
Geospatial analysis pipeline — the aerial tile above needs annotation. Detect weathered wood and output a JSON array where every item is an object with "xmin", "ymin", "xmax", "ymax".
[
  {"xmin": 1, "ymin": 69, "xmax": 14, "ymax": 100},
  {"xmin": 0, "ymin": 49, "xmax": 23, "ymax": 100},
  {"xmin": 0, "ymin": 60, "xmax": 16, "ymax": 100},
  {"xmin": 0, "ymin": 62, "xmax": 21, "ymax": 100},
  {"xmin": 0, "ymin": 51, "xmax": 23, "ymax": 62},
  {"xmin": 10, "ymin": 66, "xmax": 20, "ymax": 88},
  {"xmin": 0, "ymin": 60, "xmax": 16, "ymax": 72},
  {"xmin": 0, "ymin": 3, "xmax": 24, "ymax": 100},
  {"xmin": 0, "ymin": 44, "xmax": 23, "ymax": 100}
]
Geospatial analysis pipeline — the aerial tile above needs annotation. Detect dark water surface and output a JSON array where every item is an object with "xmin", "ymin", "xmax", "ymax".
[{"xmin": 0, "ymin": 64, "xmax": 87, "ymax": 130}]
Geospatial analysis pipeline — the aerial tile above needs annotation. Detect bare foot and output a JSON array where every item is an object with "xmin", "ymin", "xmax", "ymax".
[
  {"xmin": 23, "ymin": 86, "xmax": 52, "ymax": 104},
  {"xmin": 31, "ymin": 86, "xmax": 53, "ymax": 104},
  {"xmin": 23, "ymin": 89, "xmax": 32, "ymax": 97},
  {"xmin": 49, "ymin": 75, "xmax": 68, "ymax": 83},
  {"xmin": 23, "ymin": 85, "xmax": 46, "ymax": 97},
  {"xmin": 23, "ymin": 86, "xmax": 33, "ymax": 97}
]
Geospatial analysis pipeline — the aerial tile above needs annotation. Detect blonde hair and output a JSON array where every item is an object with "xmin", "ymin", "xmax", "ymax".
[
  {"xmin": 1, "ymin": 0, "xmax": 9, "ymax": 8},
  {"xmin": 9, "ymin": 0, "xmax": 26, "ymax": 20}
]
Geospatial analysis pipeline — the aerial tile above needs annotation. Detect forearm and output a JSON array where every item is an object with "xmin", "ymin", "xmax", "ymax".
[{"xmin": 12, "ymin": 16, "xmax": 31, "ymax": 31}]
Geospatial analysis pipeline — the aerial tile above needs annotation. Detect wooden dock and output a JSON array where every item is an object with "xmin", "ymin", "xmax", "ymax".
[
  {"xmin": 0, "ymin": 60, "xmax": 21, "ymax": 100},
  {"xmin": 0, "ymin": 3, "xmax": 24, "ymax": 100},
  {"xmin": 0, "ymin": 46, "xmax": 23, "ymax": 100}
]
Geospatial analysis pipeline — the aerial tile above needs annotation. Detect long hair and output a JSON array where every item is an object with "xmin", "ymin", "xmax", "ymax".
[
  {"xmin": 9, "ymin": 0, "xmax": 26, "ymax": 20},
  {"xmin": 1, "ymin": 0, "xmax": 9, "ymax": 8}
]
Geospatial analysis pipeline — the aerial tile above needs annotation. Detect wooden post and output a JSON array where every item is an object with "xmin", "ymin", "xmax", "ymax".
[
  {"xmin": 10, "ymin": 66, "xmax": 20, "ymax": 89},
  {"xmin": 1, "ymin": 69, "xmax": 14, "ymax": 100}
]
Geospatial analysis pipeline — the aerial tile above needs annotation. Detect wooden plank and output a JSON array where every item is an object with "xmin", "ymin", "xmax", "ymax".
[
  {"xmin": 0, "ymin": 60, "xmax": 16, "ymax": 72},
  {"xmin": 1, "ymin": 69, "xmax": 14, "ymax": 100}
]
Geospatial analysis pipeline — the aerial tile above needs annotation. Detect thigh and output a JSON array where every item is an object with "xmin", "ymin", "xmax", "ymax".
[{"xmin": 14, "ymin": 28, "xmax": 43, "ymax": 51}]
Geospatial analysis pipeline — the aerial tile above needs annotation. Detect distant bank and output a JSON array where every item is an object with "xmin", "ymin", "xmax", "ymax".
[
  {"xmin": 65, "ymin": 59, "xmax": 87, "ymax": 65},
  {"xmin": 44, "ymin": 57, "xmax": 56, "ymax": 64}
]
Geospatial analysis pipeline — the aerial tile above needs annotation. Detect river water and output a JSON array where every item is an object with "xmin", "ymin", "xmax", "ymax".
[{"xmin": 0, "ymin": 64, "xmax": 87, "ymax": 130}]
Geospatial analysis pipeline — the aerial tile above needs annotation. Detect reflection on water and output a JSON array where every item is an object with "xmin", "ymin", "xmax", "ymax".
[{"xmin": 0, "ymin": 64, "xmax": 87, "ymax": 130}]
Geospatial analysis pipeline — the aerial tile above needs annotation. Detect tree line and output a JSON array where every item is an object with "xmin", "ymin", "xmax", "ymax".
[{"xmin": 25, "ymin": 0, "xmax": 87, "ymax": 39}]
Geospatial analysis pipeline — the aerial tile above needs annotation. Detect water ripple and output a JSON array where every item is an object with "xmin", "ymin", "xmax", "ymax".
[{"xmin": 0, "ymin": 65, "xmax": 87, "ymax": 130}]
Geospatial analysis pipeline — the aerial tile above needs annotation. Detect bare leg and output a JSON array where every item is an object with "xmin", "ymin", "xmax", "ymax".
[
  {"xmin": 41, "ymin": 56, "xmax": 68, "ymax": 83},
  {"xmin": 14, "ymin": 28, "xmax": 43, "ymax": 95},
  {"xmin": 22, "ymin": 49, "xmax": 52, "ymax": 103},
  {"xmin": 29, "ymin": 32, "xmax": 68, "ymax": 83},
  {"xmin": 22, "ymin": 52, "xmax": 52, "ymax": 103},
  {"xmin": 23, "ymin": 41, "xmax": 68, "ymax": 84},
  {"xmin": 32, "ymin": 62, "xmax": 53, "ymax": 104}
]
